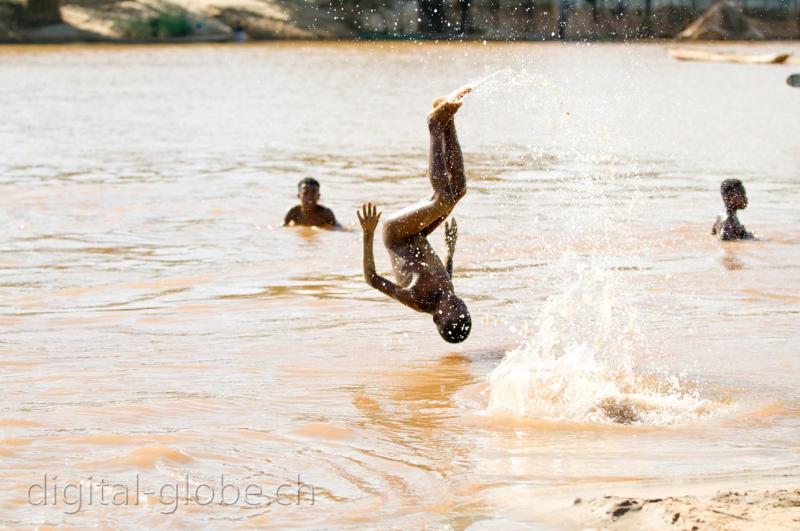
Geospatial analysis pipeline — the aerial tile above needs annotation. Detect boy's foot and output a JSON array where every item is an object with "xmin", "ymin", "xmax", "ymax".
[
  {"xmin": 427, "ymin": 100, "xmax": 461, "ymax": 128},
  {"xmin": 448, "ymin": 85, "xmax": 472, "ymax": 103},
  {"xmin": 430, "ymin": 86, "xmax": 472, "ymax": 109},
  {"xmin": 428, "ymin": 85, "xmax": 471, "ymax": 127}
]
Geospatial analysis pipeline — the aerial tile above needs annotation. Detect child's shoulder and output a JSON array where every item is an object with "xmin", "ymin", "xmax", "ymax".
[
  {"xmin": 317, "ymin": 204, "xmax": 337, "ymax": 220},
  {"xmin": 284, "ymin": 205, "xmax": 302, "ymax": 223}
]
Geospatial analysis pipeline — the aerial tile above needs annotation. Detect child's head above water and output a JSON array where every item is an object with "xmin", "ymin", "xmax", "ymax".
[
  {"xmin": 284, "ymin": 177, "xmax": 338, "ymax": 229},
  {"xmin": 720, "ymin": 179, "xmax": 748, "ymax": 211},
  {"xmin": 297, "ymin": 177, "xmax": 321, "ymax": 210},
  {"xmin": 433, "ymin": 295, "xmax": 471, "ymax": 344}
]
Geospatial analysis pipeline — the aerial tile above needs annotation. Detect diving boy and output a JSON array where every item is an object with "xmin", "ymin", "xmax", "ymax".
[
  {"xmin": 283, "ymin": 178, "xmax": 340, "ymax": 229},
  {"xmin": 357, "ymin": 89, "xmax": 472, "ymax": 343},
  {"xmin": 712, "ymin": 179, "xmax": 754, "ymax": 241}
]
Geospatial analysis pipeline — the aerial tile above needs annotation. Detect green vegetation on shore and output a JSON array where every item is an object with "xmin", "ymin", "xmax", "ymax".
[{"xmin": 117, "ymin": 7, "xmax": 193, "ymax": 39}]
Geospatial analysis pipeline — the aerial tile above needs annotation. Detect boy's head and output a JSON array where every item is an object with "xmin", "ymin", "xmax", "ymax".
[
  {"xmin": 297, "ymin": 177, "xmax": 321, "ymax": 210},
  {"xmin": 433, "ymin": 295, "xmax": 471, "ymax": 344},
  {"xmin": 720, "ymin": 179, "xmax": 748, "ymax": 211}
]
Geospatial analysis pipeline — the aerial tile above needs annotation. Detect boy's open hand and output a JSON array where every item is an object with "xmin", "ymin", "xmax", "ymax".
[
  {"xmin": 445, "ymin": 218, "xmax": 458, "ymax": 253},
  {"xmin": 357, "ymin": 203, "xmax": 381, "ymax": 235}
]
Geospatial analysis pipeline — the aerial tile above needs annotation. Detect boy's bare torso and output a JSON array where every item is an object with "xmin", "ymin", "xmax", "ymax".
[
  {"xmin": 713, "ymin": 213, "xmax": 753, "ymax": 241},
  {"xmin": 284, "ymin": 205, "xmax": 338, "ymax": 228},
  {"xmin": 384, "ymin": 233, "xmax": 453, "ymax": 313}
]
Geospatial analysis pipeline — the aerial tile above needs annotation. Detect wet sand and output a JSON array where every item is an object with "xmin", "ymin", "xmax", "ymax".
[{"xmin": 543, "ymin": 481, "xmax": 800, "ymax": 530}]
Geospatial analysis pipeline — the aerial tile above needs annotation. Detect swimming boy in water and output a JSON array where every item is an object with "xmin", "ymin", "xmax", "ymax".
[
  {"xmin": 712, "ymin": 179, "xmax": 754, "ymax": 241},
  {"xmin": 357, "ymin": 88, "xmax": 471, "ymax": 343},
  {"xmin": 283, "ymin": 178, "xmax": 340, "ymax": 229}
]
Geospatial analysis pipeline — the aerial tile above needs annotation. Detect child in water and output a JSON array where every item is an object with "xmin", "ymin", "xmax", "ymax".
[
  {"xmin": 357, "ymin": 88, "xmax": 472, "ymax": 344},
  {"xmin": 712, "ymin": 179, "xmax": 754, "ymax": 241},
  {"xmin": 283, "ymin": 178, "xmax": 340, "ymax": 229}
]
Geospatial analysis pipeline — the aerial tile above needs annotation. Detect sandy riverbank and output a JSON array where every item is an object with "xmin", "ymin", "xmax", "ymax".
[
  {"xmin": 532, "ymin": 475, "xmax": 800, "ymax": 530},
  {"xmin": 570, "ymin": 490, "xmax": 800, "ymax": 529},
  {"xmin": 2, "ymin": 0, "xmax": 799, "ymax": 44},
  {"xmin": 0, "ymin": 0, "xmax": 352, "ymax": 43}
]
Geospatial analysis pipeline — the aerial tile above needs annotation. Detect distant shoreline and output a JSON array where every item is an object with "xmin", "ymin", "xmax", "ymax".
[
  {"xmin": 2, "ymin": 37, "xmax": 800, "ymax": 47},
  {"xmin": 3, "ymin": 35, "xmax": 798, "ymax": 46},
  {"xmin": 2, "ymin": 0, "xmax": 798, "ymax": 46}
]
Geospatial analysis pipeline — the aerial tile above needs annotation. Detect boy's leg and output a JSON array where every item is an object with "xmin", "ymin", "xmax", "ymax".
[
  {"xmin": 419, "ymin": 118, "xmax": 466, "ymax": 237},
  {"xmin": 383, "ymin": 106, "xmax": 460, "ymax": 246},
  {"xmin": 444, "ymin": 119, "xmax": 466, "ymax": 199}
]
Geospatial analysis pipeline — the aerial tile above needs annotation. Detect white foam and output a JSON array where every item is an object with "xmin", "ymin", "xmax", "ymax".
[{"xmin": 487, "ymin": 264, "xmax": 723, "ymax": 426}]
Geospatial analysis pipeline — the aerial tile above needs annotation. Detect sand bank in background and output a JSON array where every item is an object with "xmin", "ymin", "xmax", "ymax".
[{"xmin": 0, "ymin": 0, "xmax": 351, "ymax": 42}]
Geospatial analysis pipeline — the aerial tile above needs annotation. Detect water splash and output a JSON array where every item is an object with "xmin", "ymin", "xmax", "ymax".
[
  {"xmin": 466, "ymin": 68, "xmax": 515, "ymax": 91},
  {"xmin": 487, "ymin": 263, "xmax": 724, "ymax": 426},
  {"xmin": 466, "ymin": 65, "xmax": 728, "ymax": 427},
  {"xmin": 466, "ymin": 68, "xmax": 547, "ymax": 101}
]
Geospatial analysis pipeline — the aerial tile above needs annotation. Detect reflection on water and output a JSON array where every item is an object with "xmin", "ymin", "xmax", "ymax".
[
  {"xmin": 722, "ymin": 246, "xmax": 746, "ymax": 271},
  {"xmin": 1, "ymin": 41, "xmax": 799, "ymax": 527}
]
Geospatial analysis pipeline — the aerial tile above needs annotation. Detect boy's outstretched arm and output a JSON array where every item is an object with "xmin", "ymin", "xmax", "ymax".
[
  {"xmin": 444, "ymin": 218, "xmax": 458, "ymax": 279},
  {"xmin": 358, "ymin": 203, "xmax": 415, "ymax": 306}
]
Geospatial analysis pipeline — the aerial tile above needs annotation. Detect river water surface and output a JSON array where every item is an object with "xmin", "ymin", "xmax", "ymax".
[{"xmin": 1, "ymin": 41, "xmax": 799, "ymax": 528}]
